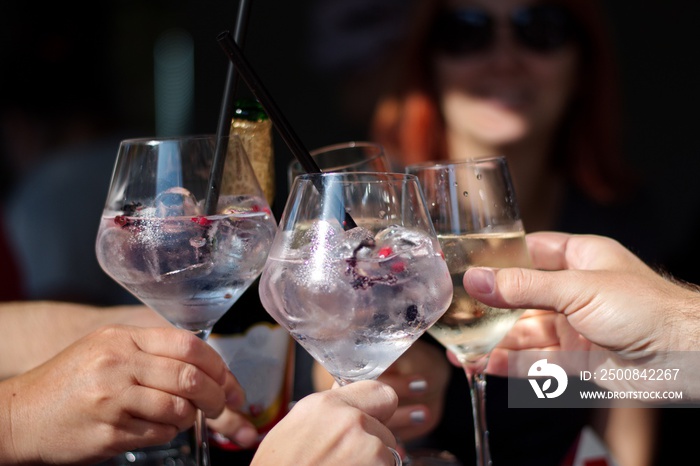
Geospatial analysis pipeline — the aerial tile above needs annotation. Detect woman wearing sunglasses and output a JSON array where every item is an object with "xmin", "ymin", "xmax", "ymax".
[{"xmin": 312, "ymin": 0, "xmax": 660, "ymax": 465}]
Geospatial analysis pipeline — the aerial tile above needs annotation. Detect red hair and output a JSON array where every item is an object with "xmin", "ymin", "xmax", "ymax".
[{"xmin": 370, "ymin": 0, "xmax": 636, "ymax": 204}]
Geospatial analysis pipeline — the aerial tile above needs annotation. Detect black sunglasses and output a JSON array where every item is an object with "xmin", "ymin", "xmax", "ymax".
[{"xmin": 431, "ymin": 5, "xmax": 578, "ymax": 56}]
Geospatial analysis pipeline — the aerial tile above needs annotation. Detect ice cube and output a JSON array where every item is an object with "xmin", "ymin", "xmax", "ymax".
[
  {"xmin": 272, "ymin": 257, "xmax": 355, "ymax": 338},
  {"xmin": 215, "ymin": 216, "xmax": 275, "ymax": 278},
  {"xmin": 96, "ymin": 225, "xmax": 152, "ymax": 284},
  {"xmin": 374, "ymin": 225, "xmax": 432, "ymax": 256},
  {"xmin": 219, "ymin": 194, "xmax": 270, "ymax": 215},
  {"xmin": 155, "ymin": 187, "xmax": 201, "ymax": 217},
  {"xmin": 333, "ymin": 226, "xmax": 375, "ymax": 259},
  {"xmin": 344, "ymin": 226, "xmax": 375, "ymax": 243},
  {"xmin": 156, "ymin": 261, "xmax": 214, "ymax": 284}
]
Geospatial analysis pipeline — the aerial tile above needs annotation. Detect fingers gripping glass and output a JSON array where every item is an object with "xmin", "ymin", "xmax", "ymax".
[{"xmin": 431, "ymin": 5, "xmax": 577, "ymax": 56}]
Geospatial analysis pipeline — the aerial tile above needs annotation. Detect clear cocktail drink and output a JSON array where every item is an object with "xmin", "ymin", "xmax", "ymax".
[
  {"xmin": 260, "ymin": 222, "xmax": 452, "ymax": 384},
  {"xmin": 97, "ymin": 193, "xmax": 276, "ymax": 332}
]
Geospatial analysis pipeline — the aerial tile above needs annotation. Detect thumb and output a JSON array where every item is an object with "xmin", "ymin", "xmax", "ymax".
[
  {"xmin": 331, "ymin": 380, "xmax": 398, "ymax": 424},
  {"xmin": 463, "ymin": 267, "xmax": 583, "ymax": 313}
]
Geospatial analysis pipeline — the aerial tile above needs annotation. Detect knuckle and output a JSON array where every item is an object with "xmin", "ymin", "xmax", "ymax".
[
  {"xmin": 340, "ymin": 407, "xmax": 366, "ymax": 429},
  {"xmin": 173, "ymin": 330, "xmax": 201, "ymax": 358},
  {"xmin": 173, "ymin": 399, "xmax": 197, "ymax": 430},
  {"xmin": 90, "ymin": 346, "xmax": 123, "ymax": 371},
  {"xmin": 86, "ymin": 326, "xmax": 135, "ymax": 369},
  {"xmin": 158, "ymin": 428, "xmax": 180, "ymax": 444},
  {"xmin": 158, "ymin": 394, "xmax": 196, "ymax": 431},
  {"xmin": 96, "ymin": 423, "xmax": 122, "ymax": 447},
  {"xmin": 147, "ymin": 424, "xmax": 181, "ymax": 444},
  {"xmin": 294, "ymin": 390, "xmax": 334, "ymax": 414},
  {"xmin": 178, "ymin": 364, "xmax": 205, "ymax": 395},
  {"xmin": 500, "ymin": 267, "xmax": 534, "ymax": 304},
  {"xmin": 380, "ymin": 383, "xmax": 399, "ymax": 406},
  {"xmin": 292, "ymin": 393, "xmax": 319, "ymax": 413},
  {"xmin": 169, "ymin": 393, "xmax": 191, "ymax": 417},
  {"xmin": 93, "ymin": 324, "xmax": 124, "ymax": 339}
]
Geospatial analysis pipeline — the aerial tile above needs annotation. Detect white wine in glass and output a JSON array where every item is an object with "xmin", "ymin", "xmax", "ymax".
[
  {"xmin": 96, "ymin": 134, "xmax": 276, "ymax": 465},
  {"xmin": 407, "ymin": 157, "xmax": 531, "ymax": 466}
]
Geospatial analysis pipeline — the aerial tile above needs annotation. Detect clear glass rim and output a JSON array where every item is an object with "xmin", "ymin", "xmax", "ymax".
[
  {"xmin": 308, "ymin": 140, "xmax": 384, "ymax": 156},
  {"xmin": 295, "ymin": 171, "xmax": 417, "ymax": 184},
  {"xmin": 405, "ymin": 155, "xmax": 506, "ymax": 172},
  {"xmin": 119, "ymin": 133, "xmax": 241, "ymax": 145},
  {"xmin": 288, "ymin": 141, "xmax": 386, "ymax": 173}
]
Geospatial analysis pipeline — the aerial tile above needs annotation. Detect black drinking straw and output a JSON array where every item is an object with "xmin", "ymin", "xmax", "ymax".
[
  {"xmin": 217, "ymin": 30, "xmax": 357, "ymax": 229},
  {"xmin": 204, "ymin": 0, "xmax": 254, "ymax": 215}
]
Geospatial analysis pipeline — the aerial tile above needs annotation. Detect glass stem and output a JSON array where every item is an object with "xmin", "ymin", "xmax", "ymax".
[
  {"xmin": 464, "ymin": 359, "xmax": 491, "ymax": 466},
  {"xmin": 191, "ymin": 329, "xmax": 212, "ymax": 466},
  {"xmin": 191, "ymin": 409, "xmax": 210, "ymax": 466}
]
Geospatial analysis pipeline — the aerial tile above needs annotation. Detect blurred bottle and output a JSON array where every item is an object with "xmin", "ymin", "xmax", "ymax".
[
  {"xmin": 222, "ymin": 99, "xmax": 275, "ymax": 206},
  {"xmin": 208, "ymin": 99, "xmax": 294, "ymax": 464}
]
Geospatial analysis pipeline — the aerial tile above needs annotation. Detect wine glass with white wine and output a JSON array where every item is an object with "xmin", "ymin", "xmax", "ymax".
[{"xmin": 407, "ymin": 157, "xmax": 532, "ymax": 466}]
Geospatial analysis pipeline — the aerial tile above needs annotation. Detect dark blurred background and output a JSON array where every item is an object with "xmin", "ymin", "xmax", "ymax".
[
  {"xmin": 2, "ymin": 1, "xmax": 700, "ymax": 207},
  {"xmin": 1, "ymin": 0, "xmax": 700, "ymax": 464}
]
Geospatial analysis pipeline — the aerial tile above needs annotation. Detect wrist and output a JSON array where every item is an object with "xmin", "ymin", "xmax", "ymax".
[
  {"xmin": 0, "ymin": 377, "xmax": 33, "ymax": 465},
  {"xmin": 663, "ymin": 284, "xmax": 700, "ymax": 352}
]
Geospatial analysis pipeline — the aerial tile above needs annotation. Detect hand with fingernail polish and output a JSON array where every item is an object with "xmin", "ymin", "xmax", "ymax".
[
  {"xmin": 378, "ymin": 339, "xmax": 451, "ymax": 442},
  {"xmin": 312, "ymin": 340, "xmax": 450, "ymax": 444}
]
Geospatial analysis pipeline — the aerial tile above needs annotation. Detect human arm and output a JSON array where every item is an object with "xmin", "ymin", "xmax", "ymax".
[
  {"xmin": 252, "ymin": 380, "xmax": 399, "ymax": 466},
  {"xmin": 460, "ymin": 231, "xmax": 700, "ymax": 394},
  {"xmin": 0, "ymin": 302, "xmax": 258, "ymax": 448},
  {"xmin": 459, "ymin": 231, "xmax": 672, "ymax": 464},
  {"xmin": 595, "ymin": 406, "xmax": 658, "ymax": 466},
  {"xmin": 0, "ymin": 324, "xmax": 248, "ymax": 465},
  {"xmin": 0, "ymin": 301, "xmax": 168, "ymax": 380}
]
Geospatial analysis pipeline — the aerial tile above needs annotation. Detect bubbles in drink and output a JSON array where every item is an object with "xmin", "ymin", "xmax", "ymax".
[
  {"xmin": 259, "ymin": 222, "xmax": 453, "ymax": 384},
  {"xmin": 97, "ymin": 193, "xmax": 276, "ymax": 332},
  {"xmin": 341, "ymin": 225, "xmax": 375, "ymax": 245},
  {"xmin": 428, "ymin": 231, "xmax": 530, "ymax": 363},
  {"xmin": 302, "ymin": 220, "xmax": 342, "ymax": 255}
]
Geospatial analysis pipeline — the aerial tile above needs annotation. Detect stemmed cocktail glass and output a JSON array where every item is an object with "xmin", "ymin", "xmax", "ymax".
[
  {"xmin": 96, "ymin": 134, "xmax": 277, "ymax": 465},
  {"xmin": 287, "ymin": 141, "xmax": 390, "ymax": 188},
  {"xmin": 406, "ymin": 157, "xmax": 531, "ymax": 466},
  {"xmin": 258, "ymin": 172, "xmax": 453, "ymax": 464},
  {"xmin": 288, "ymin": 146, "xmax": 462, "ymax": 465}
]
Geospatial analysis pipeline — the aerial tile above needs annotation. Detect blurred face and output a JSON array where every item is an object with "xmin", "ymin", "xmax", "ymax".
[{"xmin": 431, "ymin": 0, "xmax": 580, "ymax": 151}]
